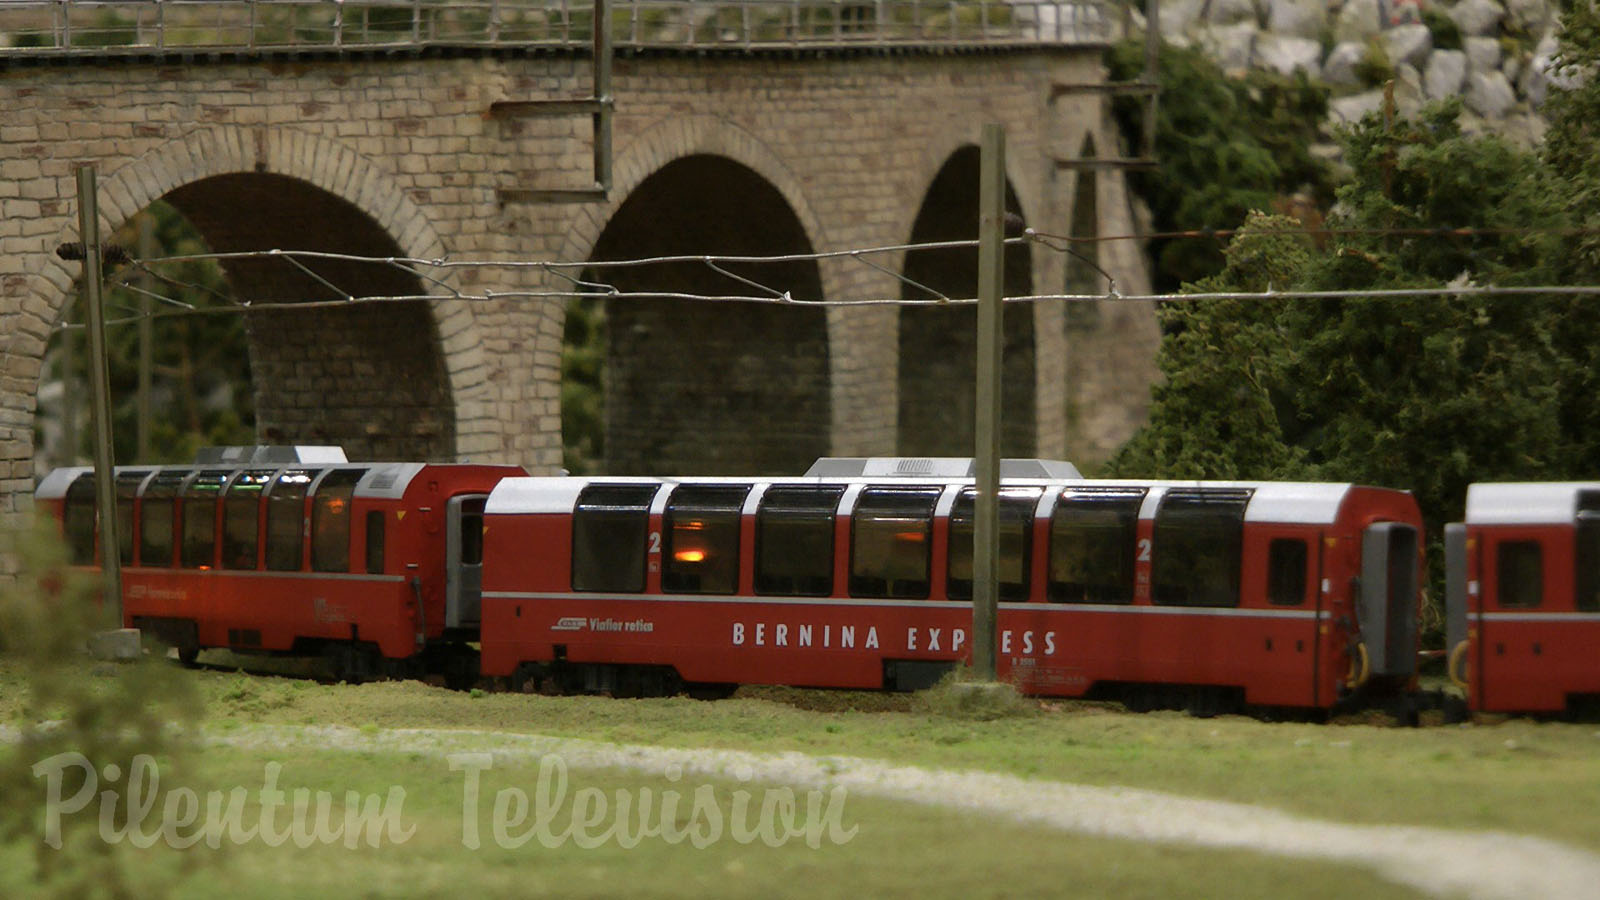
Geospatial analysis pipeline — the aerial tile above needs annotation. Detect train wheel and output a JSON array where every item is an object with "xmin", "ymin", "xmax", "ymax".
[
  {"xmin": 324, "ymin": 643, "xmax": 379, "ymax": 684},
  {"xmin": 684, "ymin": 682, "xmax": 737, "ymax": 701},
  {"xmin": 176, "ymin": 644, "xmax": 200, "ymax": 668}
]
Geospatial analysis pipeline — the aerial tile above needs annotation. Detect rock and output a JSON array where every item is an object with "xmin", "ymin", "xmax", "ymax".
[
  {"xmin": 1330, "ymin": 89, "xmax": 1387, "ymax": 124},
  {"xmin": 1196, "ymin": 22, "xmax": 1259, "ymax": 73},
  {"xmin": 1158, "ymin": 0, "xmax": 1209, "ymax": 37},
  {"xmin": 1502, "ymin": 53, "xmax": 1522, "ymax": 85},
  {"xmin": 1381, "ymin": 23, "xmax": 1433, "ymax": 69},
  {"xmin": 1447, "ymin": 0, "xmax": 1505, "ymax": 37},
  {"xmin": 1334, "ymin": 0, "xmax": 1384, "ymax": 43},
  {"xmin": 1256, "ymin": 33, "xmax": 1323, "ymax": 77},
  {"xmin": 1498, "ymin": 112, "xmax": 1549, "ymax": 149},
  {"xmin": 1504, "ymin": 0, "xmax": 1554, "ymax": 34},
  {"xmin": 1323, "ymin": 41, "xmax": 1368, "ymax": 85},
  {"xmin": 1464, "ymin": 36, "xmax": 1502, "ymax": 74},
  {"xmin": 1425, "ymin": 49, "xmax": 1468, "ymax": 99},
  {"xmin": 1395, "ymin": 63, "xmax": 1425, "ymax": 117},
  {"xmin": 1266, "ymin": 0, "xmax": 1324, "ymax": 39},
  {"xmin": 1207, "ymin": 0, "xmax": 1261, "ymax": 26},
  {"xmin": 1467, "ymin": 70, "xmax": 1518, "ymax": 118}
]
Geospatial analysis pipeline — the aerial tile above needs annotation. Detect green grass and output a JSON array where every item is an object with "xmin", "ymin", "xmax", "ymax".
[
  {"xmin": 3, "ymin": 655, "xmax": 1599, "ymax": 899},
  {"xmin": 0, "ymin": 745, "xmax": 1429, "ymax": 900}
]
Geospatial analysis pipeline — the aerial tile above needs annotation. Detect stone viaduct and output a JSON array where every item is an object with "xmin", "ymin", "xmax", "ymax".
[{"xmin": 0, "ymin": 0, "xmax": 1160, "ymax": 525}]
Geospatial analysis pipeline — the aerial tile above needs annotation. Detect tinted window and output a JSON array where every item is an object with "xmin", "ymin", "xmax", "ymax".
[
  {"xmin": 311, "ymin": 469, "xmax": 366, "ymax": 573},
  {"xmin": 947, "ymin": 487, "xmax": 1039, "ymax": 602},
  {"xmin": 850, "ymin": 487, "xmax": 940, "ymax": 599},
  {"xmin": 1497, "ymin": 540, "xmax": 1543, "ymax": 609},
  {"xmin": 755, "ymin": 485, "xmax": 844, "ymax": 597},
  {"xmin": 1268, "ymin": 538, "xmax": 1308, "ymax": 606},
  {"xmin": 222, "ymin": 470, "xmax": 274, "ymax": 570},
  {"xmin": 365, "ymin": 510, "xmax": 386, "ymax": 575},
  {"xmin": 662, "ymin": 485, "xmax": 749, "ymax": 595},
  {"xmin": 139, "ymin": 470, "xmax": 188, "ymax": 567},
  {"xmin": 572, "ymin": 484, "xmax": 657, "ymax": 593},
  {"xmin": 457, "ymin": 498, "xmax": 485, "ymax": 567},
  {"xmin": 181, "ymin": 470, "xmax": 229, "ymax": 569},
  {"xmin": 1152, "ymin": 489, "xmax": 1250, "ymax": 608},
  {"xmin": 63, "ymin": 473, "xmax": 97, "ymax": 565},
  {"xmin": 115, "ymin": 471, "xmax": 149, "ymax": 567},
  {"xmin": 1048, "ymin": 488, "xmax": 1144, "ymax": 604},
  {"xmin": 265, "ymin": 469, "xmax": 313, "ymax": 571}
]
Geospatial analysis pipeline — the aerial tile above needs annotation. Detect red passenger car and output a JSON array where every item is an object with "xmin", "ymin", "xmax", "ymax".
[
  {"xmin": 1446, "ymin": 483, "xmax": 1600, "ymax": 714},
  {"xmin": 479, "ymin": 458, "xmax": 1424, "ymax": 713},
  {"xmin": 36, "ymin": 446, "xmax": 525, "ymax": 682}
]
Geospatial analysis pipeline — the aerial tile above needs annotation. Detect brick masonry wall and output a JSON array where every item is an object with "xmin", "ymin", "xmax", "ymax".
[{"xmin": 0, "ymin": 47, "xmax": 1159, "ymax": 545}]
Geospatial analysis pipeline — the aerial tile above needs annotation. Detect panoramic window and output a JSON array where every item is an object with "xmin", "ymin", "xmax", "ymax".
[
  {"xmin": 946, "ymin": 487, "xmax": 1040, "ymax": 602},
  {"xmin": 265, "ymin": 469, "xmax": 314, "ymax": 571},
  {"xmin": 221, "ymin": 470, "xmax": 274, "ymax": 570},
  {"xmin": 572, "ymin": 484, "xmax": 658, "ymax": 593},
  {"xmin": 1577, "ymin": 492, "xmax": 1600, "ymax": 612},
  {"xmin": 850, "ymin": 487, "xmax": 941, "ymax": 599},
  {"xmin": 1267, "ymin": 538, "xmax": 1309, "ymax": 606},
  {"xmin": 180, "ymin": 470, "xmax": 230, "ymax": 569},
  {"xmin": 1497, "ymin": 540, "xmax": 1543, "ymax": 609},
  {"xmin": 311, "ymin": 469, "xmax": 367, "ymax": 573},
  {"xmin": 1047, "ymin": 488, "xmax": 1144, "ymax": 604},
  {"xmin": 139, "ymin": 470, "xmax": 189, "ymax": 568},
  {"xmin": 755, "ymin": 485, "xmax": 845, "ymax": 597},
  {"xmin": 662, "ymin": 485, "xmax": 749, "ymax": 595},
  {"xmin": 115, "ymin": 471, "xmax": 150, "ymax": 567},
  {"xmin": 63, "ymin": 473, "xmax": 97, "ymax": 566},
  {"xmin": 1151, "ymin": 489, "xmax": 1251, "ymax": 608}
]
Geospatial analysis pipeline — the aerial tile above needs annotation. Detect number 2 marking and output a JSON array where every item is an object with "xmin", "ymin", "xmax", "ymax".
[
  {"xmin": 1137, "ymin": 538, "xmax": 1152, "ymax": 562},
  {"xmin": 648, "ymin": 531, "xmax": 662, "ymax": 554}
]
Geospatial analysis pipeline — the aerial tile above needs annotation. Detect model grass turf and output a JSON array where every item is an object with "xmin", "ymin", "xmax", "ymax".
[
  {"xmin": 5, "ymin": 658, "xmax": 1600, "ymax": 856},
  {"xmin": 0, "ymin": 743, "xmax": 1430, "ymax": 900}
]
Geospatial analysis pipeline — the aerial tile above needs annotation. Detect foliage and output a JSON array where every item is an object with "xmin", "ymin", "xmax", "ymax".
[
  {"xmin": 1107, "ymin": 40, "xmax": 1335, "ymax": 291},
  {"xmin": 45, "ymin": 202, "xmax": 252, "ymax": 467},
  {"xmin": 560, "ymin": 295, "xmax": 606, "ymax": 475},
  {"xmin": 0, "ymin": 519, "xmax": 204, "ymax": 898},
  {"xmin": 1113, "ymin": 101, "xmax": 1577, "ymax": 532}
]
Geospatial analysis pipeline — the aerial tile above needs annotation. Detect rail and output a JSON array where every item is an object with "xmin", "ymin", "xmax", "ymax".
[{"xmin": 0, "ymin": 0, "xmax": 1113, "ymax": 56}]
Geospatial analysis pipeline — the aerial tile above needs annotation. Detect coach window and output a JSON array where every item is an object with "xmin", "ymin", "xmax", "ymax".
[
  {"xmin": 139, "ymin": 471, "xmax": 188, "ymax": 568},
  {"xmin": 265, "ymin": 470, "xmax": 314, "ymax": 571},
  {"xmin": 850, "ymin": 487, "xmax": 941, "ymax": 600},
  {"xmin": 1152, "ymin": 489, "xmax": 1251, "ymax": 608},
  {"xmin": 947, "ymin": 488, "xmax": 1040, "ymax": 602},
  {"xmin": 63, "ymin": 473, "xmax": 97, "ymax": 565},
  {"xmin": 221, "ymin": 470, "xmax": 273, "ymax": 570},
  {"xmin": 180, "ymin": 471, "xmax": 229, "ymax": 569},
  {"xmin": 311, "ymin": 470, "xmax": 367, "ymax": 573},
  {"xmin": 1267, "ymin": 538, "xmax": 1309, "ymax": 606},
  {"xmin": 365, "ymin": 511, "xmax": 387, "ymax": 575},
  {"xmin": 1496, "ymin": 540, "xmax": 1543, "ymax": 609},
  {"xmin": 114, "ymin": 471, "xmax": 150, "ymax": 567},
  {"xmin": 1048, "ymin": 488, "xmax": 1144, "ymax": 604},
  {"xmin": 755, "ymin": 485, "xmax": 845, "ymax": 597},
  {"xmin": 663, "ymin": 484, "xmax": 750, "ymax": 595},
  {"xmin": 572, "ymin": 484, "xmax": 658, "ymax": 593}
]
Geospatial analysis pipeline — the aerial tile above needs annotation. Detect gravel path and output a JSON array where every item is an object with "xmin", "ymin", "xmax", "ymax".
[{"xmin": 209, "ymin": 723, "xmax": 1600, "ymax": 900}]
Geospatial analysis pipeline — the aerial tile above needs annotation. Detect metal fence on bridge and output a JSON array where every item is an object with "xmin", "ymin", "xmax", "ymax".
[{"xmin": 0, "ymin": 0, "xmax": 1114, "ymax": 55}]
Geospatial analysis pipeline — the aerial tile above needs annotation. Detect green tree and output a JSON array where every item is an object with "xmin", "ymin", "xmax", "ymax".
[{"xmin": 1107, "ymin": 40, "xmax": 1334, "ymax": 291}]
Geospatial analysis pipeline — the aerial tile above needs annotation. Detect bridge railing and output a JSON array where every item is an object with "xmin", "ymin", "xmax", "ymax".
[{"xmin": 0, "ymin": 0, "xmax": 1113, "ymax": 55}]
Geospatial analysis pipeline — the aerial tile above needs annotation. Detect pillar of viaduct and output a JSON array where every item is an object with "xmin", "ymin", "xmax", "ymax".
[{"xmin": 0, "ymin": 45, "xmax": 1159, "ymax": 530}]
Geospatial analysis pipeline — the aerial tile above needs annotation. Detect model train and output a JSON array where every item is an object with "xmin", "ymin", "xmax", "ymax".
[{"xmin": 31, "ymin": 446, "xmax": 1598, "ymax": 717}]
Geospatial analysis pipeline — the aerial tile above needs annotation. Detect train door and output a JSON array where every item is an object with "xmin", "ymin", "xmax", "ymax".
[
  {"xmin": 1357, "ymin": 523, "xmax": 1420, "ymax": 686},
  {"xmin": 1444, "ymin": 523, "xmax": 1473, "ymax": 698},
  {"xmin": 445, "ymin": 495, "xmax": 488, "ymax": 630}
]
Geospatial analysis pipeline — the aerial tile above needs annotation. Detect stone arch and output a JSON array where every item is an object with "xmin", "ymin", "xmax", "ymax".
[
  {"xmin": 28, "ymin": 126, "xmax": 491, "ymax": 464},
  {"xmin": 897, "ymin": 143, "xmax": 1037, "ymax": 457},
  {"xmin": 553, "ymin": 117, "xmax": 834, "ymax": 476}
]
